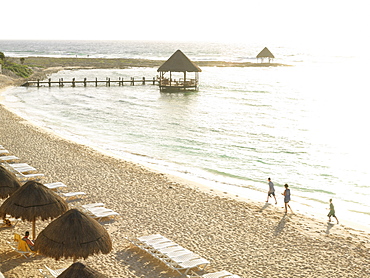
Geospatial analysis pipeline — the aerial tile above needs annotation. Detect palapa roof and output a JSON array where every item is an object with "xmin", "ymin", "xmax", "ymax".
[
  {"xmin": 0, "ymin": 166, "xmax": 21, "ymax": 199},
  {"xmin": 256, "ymin": 47, "xmax": 275, "ymax": 58},
  {"xmin": 158, "ymin": 49, "xmax": 202, "ymax": 72},
  {"xmin": 35, "ymin": 209, "xmax": 112, "ymax": 260},
  {"xmin": 0, "ymin": 180, "xmax": 68, "ymax": 221},
  {"xmin": 58, "ymin": 262, "xmax": 106, "ymax": 278}
]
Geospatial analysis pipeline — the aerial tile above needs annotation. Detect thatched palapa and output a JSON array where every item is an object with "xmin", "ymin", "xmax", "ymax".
[
  {"xmin": 0, "ymin": 166, "xmax": 21, "ymax": 199},
  {"xmin": 58, "ymin": 262, "xmax": 106, "ymax": 278},
  {"xmin": 158, "ymin": 49, "xmax": 201, "ymax": 91},
  {"xmin": 0, "ymin": 180, "xmax": 68, "ymax": 238},
  {"xmin": 35, "ymin": 209, "xmax": 112, "ymax": 260},
  {"xmin": 256, "ymin": 47, "xmax": 275, "ymax": 63}
]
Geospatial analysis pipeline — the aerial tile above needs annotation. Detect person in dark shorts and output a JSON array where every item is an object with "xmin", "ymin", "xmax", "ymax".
[
  {"xmin": 282, "ymin": 184, "xmax": 291, "ymax": 213},
  {"xmin": 328, "ymin": 199, "xmax": 339, "ymax": 224},
  {"xmin": 266, "ymin": 178, "xmax": 277, "ymax": 204}
]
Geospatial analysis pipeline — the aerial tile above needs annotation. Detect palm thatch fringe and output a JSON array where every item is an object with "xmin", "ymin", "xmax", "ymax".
[
  {"xmin": 0, "ymin": 180, "xmax": 68, "ymax": 221},
  {"xmin": 0, "ymin": 165, "xmax": 21, "ymax": 199}
]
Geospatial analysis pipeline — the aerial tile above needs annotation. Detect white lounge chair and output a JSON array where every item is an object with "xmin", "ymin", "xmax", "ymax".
[
  {"xmin": 16, "ymin": 172, "xmax": 45, "ymax": 182},
  {"xmin": 81, "ymin": 202, "xmax": 105, "ymax": 208},
  {"xmin": 170, "ymin": 253, "xmax": 201, "ymax": 264},
  {"xmin": 187, "ymin": 270, "xmax": 241, "ymax": 278},
  {"xmin": 80, "ymin": 205, "xmax": 118, "ymax": 221},
  {"xmin": 44, "ymin": 182, "xmax": 67, "ymax": 192},
  {"xmin": 44, "ymin": 265, "xmax": 67, "ymax": 278},
  {"xmin": 138, "ymin": 234, "xmax": 163, "ymax": 241},
  {"xmin": 1, "ymin": 162, "xmax": 43, "ymax": 182},
  {"xmin": 8, "ymin": 163, "xmax": 37, "ymax": 173},
  {"xmin": 0, "ymin": 149, "xmax": 10, "ymax": 155},
  {"xmin": 90, "ymin": 210, "xmax": 119, "ymax": 221},
  {"xmin": 128, "ymin": 234, "xmax": 210, "ymax": 275},
  {"xmin": 60, "ymin": 191, "xmax": 86, "ymax": 201},
  {"xmin": 84, "ymin": 206, "xmax": 114, "ymax": 215},
  {"xmin": 171, "ymin": 258, "xmax": 210, "ymax": 274},
  {"xmin": 0, "ymin": 155, "xmax": 19, "ymax": 163}
]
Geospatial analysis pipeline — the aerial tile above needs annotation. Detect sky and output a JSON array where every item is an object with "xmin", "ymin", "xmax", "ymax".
[{"xmin": 2, "ymin": 0, "xmax": 369, "ymax": 52}]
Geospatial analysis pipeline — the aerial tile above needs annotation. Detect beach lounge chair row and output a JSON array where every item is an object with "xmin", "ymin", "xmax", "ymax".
[
  {"xmin": 0, "ymin": 148, "xmax": 84, "ymax": 200},
  {"xmin": 43, "ymin": 182, "xmax": 86, "ymax": 202},
  {"xmin": 0, "ymin": 146, "xmax": 46, "ymax": 182},
  {"xmin": 128, "ymin": 234, "xmax": 210, "ymax": 275},
  {"xmin": 80, "ymin": 203, "xmax": 119, "ymax": 221},
  {"xmin": 1, "ymin": 161, "xmax": 45, "ymax": 182}
]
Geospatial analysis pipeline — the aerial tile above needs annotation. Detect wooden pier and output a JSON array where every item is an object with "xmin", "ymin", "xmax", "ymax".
[{"xmin": 22, "ymin": 77, "xmax": 158, "ymax": 87}]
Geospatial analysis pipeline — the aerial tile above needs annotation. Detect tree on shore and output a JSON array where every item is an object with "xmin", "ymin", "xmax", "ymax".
[{"xmin": 0, "ymin": 52, "xmax": 33, "ymax": 78}]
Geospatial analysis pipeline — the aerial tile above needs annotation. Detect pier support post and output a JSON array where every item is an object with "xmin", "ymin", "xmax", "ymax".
[{"xmin": 95, "ymin": 77, "xmax": 98, "ymax": 87}]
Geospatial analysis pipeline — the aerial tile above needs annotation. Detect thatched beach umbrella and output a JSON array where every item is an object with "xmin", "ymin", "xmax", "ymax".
[
  {"xmin": 0, "ymin": 166, "xmax": 21, "ymax": 199},
  {"xmin": 0, "ymin": 180, "xmax": 68, "ymax": 239},
  {"xmin": 58, "ymin": 262, "xmax": 106, "ymax": 278},
  {"xmin": 35, "ymin": 209, "xmax": 112, "ymax": 261}
]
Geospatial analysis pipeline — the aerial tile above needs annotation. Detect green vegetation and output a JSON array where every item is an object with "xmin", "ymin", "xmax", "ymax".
[{"xmin": 0, "ymin": 52, "xmax": 33, "ymax": 78}]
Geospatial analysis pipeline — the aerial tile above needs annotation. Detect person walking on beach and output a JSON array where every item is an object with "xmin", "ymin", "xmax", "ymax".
[
  {"xmin": 282, "ymin": 184, "xmax": 291, "ymax": 213},
  {"xmin": 266, "ymin": 178, "xmax": 277, "ymax": 204},
  {"xmin": 328, "ymin": 199, "xmax": 339, "ymax": 224}
]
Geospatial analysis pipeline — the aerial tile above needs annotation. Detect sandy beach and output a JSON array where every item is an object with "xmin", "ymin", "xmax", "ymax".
[{"xmin": 1, "ymin": 74, "xmax": 370, "ymax": 277}]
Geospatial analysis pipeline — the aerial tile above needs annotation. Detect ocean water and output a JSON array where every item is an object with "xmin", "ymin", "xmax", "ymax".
[{"xmin": 1, "ymin": 40, "xmax": 369, "ymax": 229}]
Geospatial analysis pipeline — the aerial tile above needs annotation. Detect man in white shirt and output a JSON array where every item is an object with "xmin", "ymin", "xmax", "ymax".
[{"xmin": 266, "ymin": 177, "xmax": 277, "ymax": 204}]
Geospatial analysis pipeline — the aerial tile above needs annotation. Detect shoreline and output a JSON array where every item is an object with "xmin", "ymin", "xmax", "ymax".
[
  {"xmin": 1, "ymin": 84, "xmax": 370, "ymax": 277},
  {"xmin": 2, "ymin": 79, "xmax": 370, "ymax": 235},
  {"xmin": 3, "ymin": 81, "xmax": 370, "ymax": 235}
]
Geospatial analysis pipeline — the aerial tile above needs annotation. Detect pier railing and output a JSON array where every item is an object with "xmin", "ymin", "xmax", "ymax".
[{"xmin": 22, "ymin": 77, "xmax": 158, "ymax": 87}]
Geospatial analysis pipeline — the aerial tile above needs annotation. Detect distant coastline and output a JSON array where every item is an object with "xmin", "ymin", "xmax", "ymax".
[
  {"xmin": 1, "ymin": 56, "xmax": 290, "ymax": 87},
  {"xmin": 8, "ymin": 56, "xmax": 290, "ymax": 70}
]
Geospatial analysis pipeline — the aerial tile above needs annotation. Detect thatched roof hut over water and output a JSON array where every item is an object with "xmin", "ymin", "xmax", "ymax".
[
  {"xmin": 256, "ymin": 47, "xmax": 275, "ymax": 63},
  {"xmin": 157, "ymin": 50, "xmax": 201, "ymax": 91}
]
